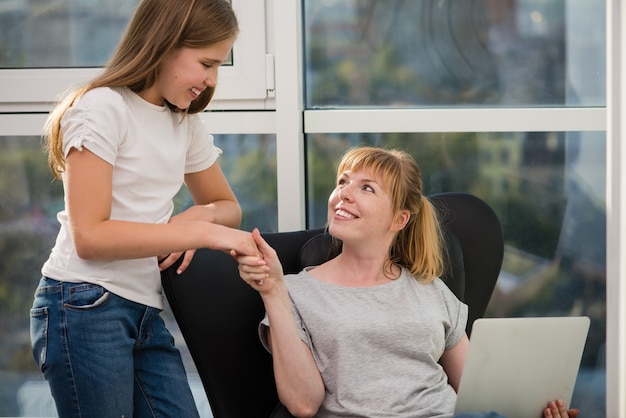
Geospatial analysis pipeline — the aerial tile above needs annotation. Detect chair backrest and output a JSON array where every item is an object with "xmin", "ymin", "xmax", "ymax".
[{"xmin": 161, "ymin": 192, "xmax": 503, "ymax": 418}]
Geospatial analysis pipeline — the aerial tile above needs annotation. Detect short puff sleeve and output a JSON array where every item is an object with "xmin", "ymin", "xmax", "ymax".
[
  {"xmin": 60, "ymin": 88, "xmax": 128, "ymax": 166},
  {"xmin": 185, "ymin": 114, "xmax": 222, "ymax": 174}
]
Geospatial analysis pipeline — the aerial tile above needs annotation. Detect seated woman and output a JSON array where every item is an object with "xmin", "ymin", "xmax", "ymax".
[{"xmin": 233, "ymin": 146, "xmax": 579, "ymax": 418}]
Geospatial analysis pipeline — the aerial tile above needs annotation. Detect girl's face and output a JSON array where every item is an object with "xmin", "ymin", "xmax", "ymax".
[
  {"xmin": 139, "ymin": 38, "xmax": 235, "ymax": 109},
  {"xmin": 327, "ymin": 168, "xmax": 408, "ymax": 243}
]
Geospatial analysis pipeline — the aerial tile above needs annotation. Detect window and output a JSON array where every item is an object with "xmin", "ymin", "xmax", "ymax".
[
  {"xmin": 304, "ymin": 0, "xmax": 604, "ymax": 108},
  {"xmin": 0, "ymin": 0, "xmax": 273, "ymax": 111},
  {"xmin": 1, "ymin": 0, "xmax": 622, "ymax": 416},
  {"xmin": 302, "ymin": 0, "xmax": 606, "ymax": 414}
]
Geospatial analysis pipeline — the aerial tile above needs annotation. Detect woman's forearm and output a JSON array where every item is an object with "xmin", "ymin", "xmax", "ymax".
[{"xmin": 263, "ymin": 294, "xmax": 325, "ymax": 417}]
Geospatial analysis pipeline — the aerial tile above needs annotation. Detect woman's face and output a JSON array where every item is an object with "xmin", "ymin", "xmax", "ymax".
[
  {"xmin": 327, "ymin": 168, "xmax": 407, "ymax": 244},
  {"xmin": 139, "ymin": 38, "xmax": 234, "ymax": 109}
]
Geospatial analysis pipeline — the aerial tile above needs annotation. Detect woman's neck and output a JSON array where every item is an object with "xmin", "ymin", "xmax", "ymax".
[{"xmin": 310, "ymin": 252, "xmax": 401, "ymax": 287}]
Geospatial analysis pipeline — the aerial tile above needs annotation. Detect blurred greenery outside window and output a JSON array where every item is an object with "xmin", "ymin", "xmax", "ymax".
[
  {"xmin": 176, "ymin": 134, "xmax": 278, "ymax": 232},
  {"xmin": 304, "ymin": 0, "xmax": 603, "ymax": 108},
  {"xmin": 0, "ymin": 0, "xmax": 139, "ymax": 68}
]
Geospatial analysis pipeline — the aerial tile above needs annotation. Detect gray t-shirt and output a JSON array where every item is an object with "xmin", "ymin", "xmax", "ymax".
[{"xmin": 260, "ymin": 267, "xmax": 468, "ymax": 418}]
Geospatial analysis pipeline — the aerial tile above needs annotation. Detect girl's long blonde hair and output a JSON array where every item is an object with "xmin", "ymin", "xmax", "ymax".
[
  {"xmin": 45, "ymin": 0, "xmax": 238, "ymax": 179},
  {"xmin": 336, "ymin": 146, "xmax": 445, "ymax": 282}
]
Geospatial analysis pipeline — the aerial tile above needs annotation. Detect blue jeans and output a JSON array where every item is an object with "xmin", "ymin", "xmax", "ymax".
[{"xmin": 30, "ymin": 277, "xmax": 200, "ymax": 418}]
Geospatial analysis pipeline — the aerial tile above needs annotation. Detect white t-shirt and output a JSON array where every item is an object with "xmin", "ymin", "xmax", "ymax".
[
  {"xmin": 42, "ymin": 86, "xmax": 220, "ymax": 309},
  {"xmin": 260, "ymin": 267, "xmax": 468, "ymax": 418}
]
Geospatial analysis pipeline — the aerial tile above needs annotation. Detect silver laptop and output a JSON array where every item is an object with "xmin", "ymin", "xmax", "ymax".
[{"xmin": 454, "ymin": 316, "xmax": 590, "ymax": 418}]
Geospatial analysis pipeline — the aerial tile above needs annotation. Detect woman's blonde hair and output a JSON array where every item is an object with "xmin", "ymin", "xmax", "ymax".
[
  {"xmin": 336, "ymin": 146, "xmax": 445, "ymax": 282},
  {"xmin": 45, "ymin": 0, "xmax": 238, "ymax": 179}
]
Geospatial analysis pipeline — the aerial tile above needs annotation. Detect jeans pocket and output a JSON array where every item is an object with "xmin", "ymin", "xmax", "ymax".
[
  {"xmin": 66, "ymin": 283, "xmax": 111, "ymax": 310},
  {"xmin": 30, "ymin": 306, "xmax": 48, "ymax": 372}
]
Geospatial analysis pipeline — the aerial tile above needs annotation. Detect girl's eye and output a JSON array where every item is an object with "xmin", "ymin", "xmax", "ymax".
[
  {"xmin": 363, "ymin": 185, "xmax": 374, "ymax": 192},
  {"xmin": 202, "ymin": 63, "xmax": 214, "ymax": 69}
]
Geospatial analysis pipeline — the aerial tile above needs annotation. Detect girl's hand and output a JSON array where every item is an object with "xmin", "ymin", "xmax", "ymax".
[
  {"xmin": 157, "ymin": 208, "xmax": 204, "ymax": 274},
  {"xmin": 158, "ymin": 249, "xmax": 196, "ymax": 274}
]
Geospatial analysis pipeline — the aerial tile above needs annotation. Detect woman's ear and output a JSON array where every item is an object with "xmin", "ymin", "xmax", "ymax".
[{"xmin": 392, "ymin": 209, "xmax": 411, "ymax": 232}]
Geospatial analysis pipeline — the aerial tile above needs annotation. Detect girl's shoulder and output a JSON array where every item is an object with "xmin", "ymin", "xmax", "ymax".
[
  {"xmin": 63, "ymin": 87, "xmax": 129, "ymax": 128},
  {"xmin": 78, "ymin": 86, "xmax": 126, "ymax": 106},
  {"xmin": 68, "ymin": 87, "xmax": 131, "ymax": 121}
]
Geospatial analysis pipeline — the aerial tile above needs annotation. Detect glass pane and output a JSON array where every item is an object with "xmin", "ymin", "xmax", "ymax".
[
  {"xmin": 304, "ymin": 0, "xmax": 605, "ymax": 107},
  {"xmin": 0, "ymin": 0, "xmax": 234, "ymax": 70},
  {"xmin": 0, "ymin": 0, "xmax": 139, "ymax": 68},
  {"xmin": 306, "ymin": 132, "xmax": 606, "ymax": 414},
  {"xmin": 0, "ymin": 136, "xmax": 62, "ymax": 416},
  {"xmin": 0, "ymin": 134, "xmax": 275, "ymax": 417},
  {"xmin": 177, "ymin": 134, "xmax": 278, "ymax": 233}
]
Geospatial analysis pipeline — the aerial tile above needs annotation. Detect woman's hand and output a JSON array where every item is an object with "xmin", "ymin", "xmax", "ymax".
[
  {"xmin": 231, "ymin": 228, "xmax": 283, "ymax": 293},
  {"xmin": 233, "ymin": 228, "xmax": 325, "ymax": 415},
  {"xmin": 544, "ymin": 400, "xmax": 579, "ymax": 418}
]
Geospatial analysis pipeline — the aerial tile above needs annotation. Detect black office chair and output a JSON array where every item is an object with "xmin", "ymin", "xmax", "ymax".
[{"xmin": 161, "ymin": 192, "xmax": 504, "ymax": 418}]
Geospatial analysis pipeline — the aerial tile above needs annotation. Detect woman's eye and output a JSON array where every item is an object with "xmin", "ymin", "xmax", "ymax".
[{"xmin": 363, "ymin": 185, "xmax": 374, "ymax": 192}]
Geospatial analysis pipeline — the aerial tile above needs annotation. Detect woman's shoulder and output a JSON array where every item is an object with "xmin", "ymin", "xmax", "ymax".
[
  {"xmin": 403, "ymin": 268, "xmax": 457, "ymax": 294},
  {"xmin": 285, "ymin": 269, "xmax": 313, "ymax": 283},
  {"xmin": 284, "ymin": 269, "xmax": 323, "ymax": 292}
]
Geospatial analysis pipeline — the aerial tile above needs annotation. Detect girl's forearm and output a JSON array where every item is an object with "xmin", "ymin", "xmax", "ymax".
[{"xmin": 71, "ymin": 219, "xmax": 250, "ymax": 260}]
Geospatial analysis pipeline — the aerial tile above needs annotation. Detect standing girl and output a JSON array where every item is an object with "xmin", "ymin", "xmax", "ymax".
[{"xmin": 29, "ymin": 0, "xmax": 256, "ymax": 417}]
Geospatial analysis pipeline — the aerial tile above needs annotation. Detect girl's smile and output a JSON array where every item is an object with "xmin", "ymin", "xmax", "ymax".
[{"xmin": 139, "ymin": 38, "xmax": 235, "ymax": 109}]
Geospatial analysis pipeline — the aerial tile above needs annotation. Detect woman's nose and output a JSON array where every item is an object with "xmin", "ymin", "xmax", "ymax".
[{"xmin": 338, "ymin": 185, "xmax": 353, "ymax": 201}]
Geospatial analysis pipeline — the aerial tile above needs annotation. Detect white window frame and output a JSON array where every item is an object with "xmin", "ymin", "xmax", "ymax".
[{"xmin": 606, "ymin": 1, "xmax": 626, "ymax": 416}]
